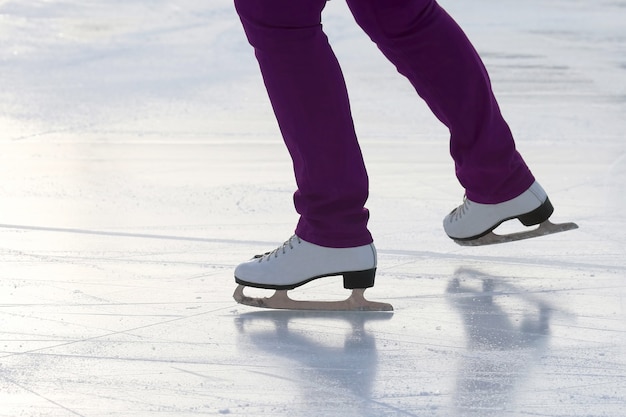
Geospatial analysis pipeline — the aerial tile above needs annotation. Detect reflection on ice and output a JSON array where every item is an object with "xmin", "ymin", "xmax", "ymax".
[
  {"xmin": 447, "ymin": 268, "xmax": 552, "ymax": 416},
  {"xmin": 235, "ymin": 311, "xmax": 392, "ymax": 416}
]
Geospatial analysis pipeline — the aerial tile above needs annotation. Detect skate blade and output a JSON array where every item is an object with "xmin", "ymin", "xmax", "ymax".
[
  {"xmin": 233, "ymin": 285, "xmax": 393, "ymax": 312},
  {"xmin": 455, "ymin": 220, "xmax": 579, "ymax": 247}
]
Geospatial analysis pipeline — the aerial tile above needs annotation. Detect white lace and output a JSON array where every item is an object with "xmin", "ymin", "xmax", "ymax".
[{"xmin": 256, "ymin": 235, "xmax": 302, "ymax": 262}]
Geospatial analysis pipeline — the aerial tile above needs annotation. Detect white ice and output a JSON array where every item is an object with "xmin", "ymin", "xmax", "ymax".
[{"xmin": 0, "ymin": 0, "xmax": 625, "ymax": 416}]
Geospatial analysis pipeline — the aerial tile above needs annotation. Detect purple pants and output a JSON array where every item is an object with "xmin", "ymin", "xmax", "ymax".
[{"xmin": 234, "ymin": 0, "xmax": 535, "ymax": 248}]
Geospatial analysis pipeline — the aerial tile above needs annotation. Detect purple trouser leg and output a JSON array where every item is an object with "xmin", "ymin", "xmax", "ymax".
[
  {"xmin": 234, "ymin": 0, "xmax": 372, "ymax": 248},
  {"xmin": 345, "ymin": 0, "xmax": 534, "ymax": 203},
  {"xmin": 234, "ymin": 0, "xmax": 535, "ymax": 248}
]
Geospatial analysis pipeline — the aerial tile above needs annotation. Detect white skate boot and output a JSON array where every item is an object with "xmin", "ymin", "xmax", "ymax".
[
  {"xmin": 444, "ymin": 181, "xmax": 578, "ymax": 245},
  {"xmin": 233, "ymin": 235, "xmax": 393, "ymax": 311}
]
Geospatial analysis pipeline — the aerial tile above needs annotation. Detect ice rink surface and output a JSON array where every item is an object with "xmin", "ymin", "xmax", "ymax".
[{"xmin": 1, "ymin": 0, "xmax": 625, "ymax": 415}]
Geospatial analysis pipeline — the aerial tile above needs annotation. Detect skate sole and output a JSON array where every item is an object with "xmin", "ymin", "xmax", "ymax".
[{"xmin": 233, "ymin": 285, "xmax": 393, "ymax": 312}]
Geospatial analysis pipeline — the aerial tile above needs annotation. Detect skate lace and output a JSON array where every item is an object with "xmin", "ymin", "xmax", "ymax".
[
  {"xmin": 255, "ymin": 235, "xmax": 302, "ymax": 262},
  {"xmin": 451, "ymin": 196, "xmax": 471, "ymax": 222}
]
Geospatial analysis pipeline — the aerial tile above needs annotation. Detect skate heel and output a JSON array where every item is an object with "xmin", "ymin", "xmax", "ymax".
[
  {"xmin": 518, "ymin": 197, "xmax": 554, "ymax": 226},
  {"xmin": 342, "ymin": 268, "xmax": 376, "ymax": 289}
]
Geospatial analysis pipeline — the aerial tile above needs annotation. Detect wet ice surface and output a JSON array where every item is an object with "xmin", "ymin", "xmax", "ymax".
[{"xmin": 1, "ymin": 0, "xmax": 625, "ymax": 415}]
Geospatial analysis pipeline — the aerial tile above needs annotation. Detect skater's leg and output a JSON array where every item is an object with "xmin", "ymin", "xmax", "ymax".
[
  {"xmin": 234, "ymin": 0, "xmax": 372, "ymax": 248},
  {"xmin": 345, "ymin": 0, "xmax": 534, "ymax": 204},
  {"xmin": 343, "ymin": 0, "xmax": 562, "ymax": 241}
]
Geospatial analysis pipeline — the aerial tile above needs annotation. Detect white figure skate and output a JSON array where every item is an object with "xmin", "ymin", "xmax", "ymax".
[
  {"xmin": 233, "ymin": 235, "xmax": 393, "ymax": 311},
  {"xmin": 444, "ymin": 181, "xmax": 578, "ymax": 246}
]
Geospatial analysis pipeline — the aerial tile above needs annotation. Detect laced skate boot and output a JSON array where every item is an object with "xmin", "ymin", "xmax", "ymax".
[
  {"xmin": 444, "ymin": 181, "xmax": 556, "ymax": 243},
  {"xmin": 233, "ymin": 236, "xmax": 392, "ymax": 311},
  {"xmin": 235, "ymin": 235, "xmax": 377, "ymax": 290}
]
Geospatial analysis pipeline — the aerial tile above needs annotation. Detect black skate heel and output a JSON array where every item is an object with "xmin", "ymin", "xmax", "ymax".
[
  {"xmin": 518, "ymin": 197, "xmax": 554, "ymax": 226},
  {"xmin": 342, "ymin": 268, "xmax": 376, "ymax": 289}
]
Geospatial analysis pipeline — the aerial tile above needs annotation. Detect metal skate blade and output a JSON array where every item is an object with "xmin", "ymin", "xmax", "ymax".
[
  {"xmin": 233, "ymin": 285, "xmax": 393, "ymax": 312},
  {"xmin": 455, "ymin": 220, "xmax": 579, "ymax": 246}
]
